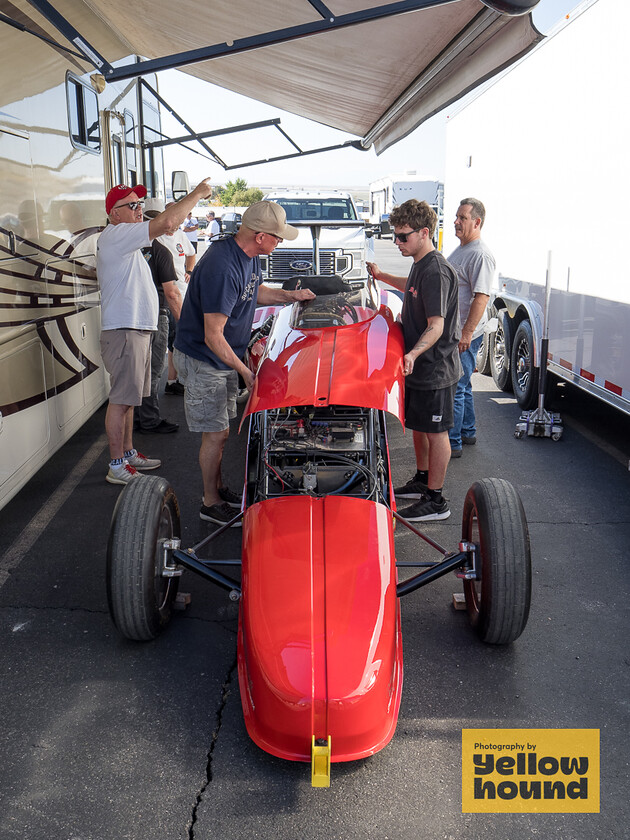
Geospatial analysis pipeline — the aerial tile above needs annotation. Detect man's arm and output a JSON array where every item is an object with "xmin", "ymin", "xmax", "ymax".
[
  {"xmin": 149, "ymin": 179, "xmax": 212, "ymax": 239},
  {"xmin": 162, "ymin": 281, "xmax": 183, "ymax": 320},
  {"xmin": 256, "ymin": 285, "xmax": 316, "ymax": 306},
  {"xmin": 459, "ymin": 293, "xmax": 489, "ymax": 352},
  {"xmin": 204, "ymin": 312, "xmax": 255, "ymax": 389},
  {"xmin": 366, "ymin": 261, "xmax": 408, "ymax": 292},
  {"xmin": 185, "ymin": 253, "xmax": 196, "ymax": 283},
  {"xmin": 403, "ymin": 315, "xmax": 444, "ymax": 376}
]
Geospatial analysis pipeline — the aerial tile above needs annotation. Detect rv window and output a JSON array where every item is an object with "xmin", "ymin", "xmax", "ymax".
[{"xmin": 66, "ymin": 75, "xmax": 101, "ymax": 153}]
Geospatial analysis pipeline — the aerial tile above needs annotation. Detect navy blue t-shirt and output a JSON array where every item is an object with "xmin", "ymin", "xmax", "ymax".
[{"xmin": 175, "ymin": 236, "xmax": 261, "ymax": 369}]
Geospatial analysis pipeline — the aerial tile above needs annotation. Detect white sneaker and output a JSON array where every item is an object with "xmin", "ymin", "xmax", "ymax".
[
  {"xmin": 125, "ymin": 451, "xmax": 161, "ymax": 470},
  {"xmin": 106, "ymin": 462, "xmax": 144, "ymax": 485}
]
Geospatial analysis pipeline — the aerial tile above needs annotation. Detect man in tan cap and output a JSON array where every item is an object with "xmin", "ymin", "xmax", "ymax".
[{"xmin": 174, "ymin": 200, "xmax": 316, "ymax": 526}]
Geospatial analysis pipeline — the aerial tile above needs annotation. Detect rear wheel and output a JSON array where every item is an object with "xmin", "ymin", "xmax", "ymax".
[
  {"xmin": 511, "ymin": 320, "xmax": 539, "ymax": 409},
  {"xmin": 489, "ymin": 311, "xmax": 514, "ymax": 392},
  {"xmin": 107, "ymin": 476, "xmax": 181, "ymax": 641},
  {"xmin": 461, "ymin": 478, "xmax": 531, "ymax": 644},
  {"xmin": 476, "ymin": 333, "xmax": 491, "ymax": 376}
]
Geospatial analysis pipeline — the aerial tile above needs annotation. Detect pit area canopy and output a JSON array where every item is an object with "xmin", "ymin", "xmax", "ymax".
[{"xmin": 17, "ymin": 0, "xmax": 543, "ymax": 153}]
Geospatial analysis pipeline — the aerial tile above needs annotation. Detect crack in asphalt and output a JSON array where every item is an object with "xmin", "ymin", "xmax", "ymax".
[{"xmin": 188, "ymin": 657, "xmax": 238, "ymax": 839}]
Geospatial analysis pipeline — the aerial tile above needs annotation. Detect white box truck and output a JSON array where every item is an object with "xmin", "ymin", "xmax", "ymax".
[
  {"xmin": 369, "ymin": 176, "xmax": 443, "ymax": 246},
  {"xmin": 443, "ymin": 0, "xmax": 630, "ymax": 416}
]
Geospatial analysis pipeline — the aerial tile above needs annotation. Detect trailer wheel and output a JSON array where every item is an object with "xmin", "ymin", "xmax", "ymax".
[
  {"xmin": 107, "ymin": 476, "xmax": 181, "ymax": 641},
  {"xmin": 461, "ymin": 478, "xmax": 531, "ymax": 644},
  {"xmin": 476, "ymin": 333, "xmax": 491, "ymax": 376},
  {"xmin": 511, "ymin": 320, "xmax": 539, "ymax": 409},
  {"xmin": 489, "ymin": 311, "xmax": 514, "ymax": 392}
]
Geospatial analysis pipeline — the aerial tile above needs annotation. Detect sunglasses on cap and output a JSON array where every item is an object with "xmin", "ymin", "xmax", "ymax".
[
  {"xmin": 393, "ymin": 228, "xmax": 423, "ymax": 243},
  {"xmin": 114, "ymin": 200, "xmax": 145, "ymax": 212}
]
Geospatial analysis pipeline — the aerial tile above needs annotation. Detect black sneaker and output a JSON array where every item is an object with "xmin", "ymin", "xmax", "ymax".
[
  {"xmin": 462, "ymin": 436, "xmax": 477, "ymax": 445},
  {"xmin": 200, "ymin": 501, "xmax": 242, "ymax": 526},
  {"xmin": 165, "ymin": 381, "xmax": 185, "ymax": 396},
  {"xmin": 397, "ymin": 497, "xmax": 451, "ymax": 522},
  {"xmin": 393, "ymin": 476, "xmax": 429, "ymax": 499},
  {"xmin": 218, "ymin": 486, "xmax": 242, "ymax": 508}
]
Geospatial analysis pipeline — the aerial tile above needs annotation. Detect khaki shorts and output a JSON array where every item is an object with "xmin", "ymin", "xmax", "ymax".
[
  {"xmin": 100, "ymin": 329, "xmax": 152, "ymax": 406},
  {"xmin": 174, "ymin": 349, "xmax": 238, "ymax": 433}
]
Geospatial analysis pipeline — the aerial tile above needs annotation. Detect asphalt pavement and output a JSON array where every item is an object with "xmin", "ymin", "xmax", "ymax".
[{"xmin": 1, "ymin": 238, "xmax": 629, "ymax": 839}]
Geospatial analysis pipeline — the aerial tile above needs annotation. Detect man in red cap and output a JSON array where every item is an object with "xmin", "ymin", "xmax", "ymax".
[{"xmin": 98, "ymin": 178, "xmax": 212, "ymax": 484}]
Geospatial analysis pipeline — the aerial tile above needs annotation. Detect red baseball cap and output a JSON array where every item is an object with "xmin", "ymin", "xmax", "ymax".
[{"xmin": 105, "ymin": 183, "xmax": 147, "ymax": 215}]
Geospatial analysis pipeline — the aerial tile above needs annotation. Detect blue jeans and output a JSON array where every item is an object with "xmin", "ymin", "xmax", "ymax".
[{"xmin": 449, "ymin": 334, "xmax": 483, "ymax": 450}]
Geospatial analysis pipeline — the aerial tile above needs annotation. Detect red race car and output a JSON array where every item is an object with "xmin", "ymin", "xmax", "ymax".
[{"xmin": 107, "ymin": 274, "xmax": 531, "ymax": 787}]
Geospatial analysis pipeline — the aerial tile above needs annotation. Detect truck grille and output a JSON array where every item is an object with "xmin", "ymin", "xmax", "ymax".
[{"xmin": 267, "ymin": 249, "xmax": 336, "ymax": 279}]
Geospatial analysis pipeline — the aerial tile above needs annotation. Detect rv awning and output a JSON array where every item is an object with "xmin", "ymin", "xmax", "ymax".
[{"xmin": 19, "ymin": 0, "xmax": 544, "ymax": 153}]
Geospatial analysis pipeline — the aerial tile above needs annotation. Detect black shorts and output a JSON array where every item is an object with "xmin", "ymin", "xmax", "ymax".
[{"xmin": 404, "ymin": 383, "xmax": 457, "ymax": 433}]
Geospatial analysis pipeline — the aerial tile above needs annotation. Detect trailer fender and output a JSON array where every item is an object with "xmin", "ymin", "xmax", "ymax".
[{"xmin": 491, "ymin": 295, "xmax": 544, "ymax": 369}]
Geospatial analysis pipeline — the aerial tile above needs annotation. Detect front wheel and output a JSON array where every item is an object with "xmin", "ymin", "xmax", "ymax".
[
  {"xmin": 107, "ymin": 476, "xmax": 181, "ymax": 640},
  {"xmin": 461, "ymin": 478, "xmax": 531, "ymax": 644}
]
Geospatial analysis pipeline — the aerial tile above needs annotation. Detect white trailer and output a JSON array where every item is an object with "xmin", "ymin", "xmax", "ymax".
[
  {"xmin": 369, "ymin": 176, "xmax": 444, "ymax": 244},
  {"xmin": 443, "ymin": 0, "xmax": 630, "ymax": 416},
  {"xmin": 0, "ymin": 20, "xmax": 167, "ymax": 510}
]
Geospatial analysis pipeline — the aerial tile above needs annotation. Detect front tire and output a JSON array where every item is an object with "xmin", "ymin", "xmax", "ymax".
[
  {"xmin": 107, "ymin": 476, "xmax": 181, "ymax": 641},
  {"xmin": 461, "ymin": 478, "xmax": 531, "ymax": 644},
  {"xmin": 489, "ymin": 311, "xmax": 514, "ymax": 392},
  {"xmin": 476, "ymin": 334, "xmax": 491, "ymax": 377}
]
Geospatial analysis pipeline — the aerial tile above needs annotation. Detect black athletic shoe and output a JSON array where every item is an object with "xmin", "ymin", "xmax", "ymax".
[
  {"xmin": 165, "ymin": 381, "xmax": 185, "ymax": 396},
  {"xmin": 200, "ymin": 501, "xmax": 242, "ymax": 526},
  {"xmin": 218, "ymin": 486, "xmax": 242, "ymax": 508},
  {"xmin": 397, "ymin": 497, "xmax": 451, "ymax": 522},
  {"xmin": 462, "ymin": 436, "xmax": 477, "ymax": 445},
  {"xmin": 393, "ymin": 477, "xmax": 429, "ymax": 499},
  {"xmin": 137, "ymin": 419, "xmax": 179, "ymax": 434}
]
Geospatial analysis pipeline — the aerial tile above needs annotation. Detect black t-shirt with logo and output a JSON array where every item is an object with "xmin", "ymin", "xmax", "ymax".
[
  {"xmin": 401, "ymin": 249, "xmax": 461, "ymax": 390},
  {"xmin": 141, "ymin": 239, "xmax": 177, "ymax": 309}
]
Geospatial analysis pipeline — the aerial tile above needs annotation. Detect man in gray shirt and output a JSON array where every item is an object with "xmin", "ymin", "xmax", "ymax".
[{"xmin": 448, "ymin": 198, "xmax": 495, "ymax": 457}]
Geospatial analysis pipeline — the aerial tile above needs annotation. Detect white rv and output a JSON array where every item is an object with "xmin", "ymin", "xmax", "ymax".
[
  {"xmin": 444, "ymin": 0, "xmax": 630, "ymax": 416},
  {"xmin": 0, "ymin": 27, "xmax": 166, "ymax": 509}
]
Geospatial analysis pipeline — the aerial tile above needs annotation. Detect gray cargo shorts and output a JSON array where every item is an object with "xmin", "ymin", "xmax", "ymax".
[{"xmin": 174, "ymin": 349, "xmax": 238, "ymax": 433}]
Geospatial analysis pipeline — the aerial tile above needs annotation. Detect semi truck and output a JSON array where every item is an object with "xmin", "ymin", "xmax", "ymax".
[{"xmin": 443, "ymin": 0, "xmax": 629, "ymax": 416}]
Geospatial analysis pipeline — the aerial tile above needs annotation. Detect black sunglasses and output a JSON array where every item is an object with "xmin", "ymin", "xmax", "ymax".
[
  {"xmin": 115, "ymin": 200, "xmax": 145, "ymax": 212},
  {"xmin": 393, "ymin": 228, "xmax": 423, "ymax": 243}
]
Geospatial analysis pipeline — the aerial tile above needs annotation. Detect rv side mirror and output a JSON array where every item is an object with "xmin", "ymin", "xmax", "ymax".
[
  {"xmin": 172, "ymin": 171, "xmax": 190, "ymax": 201},
  {"xmin": 365, "ymin": 228, "xmax": 374, "ymax": 239}
]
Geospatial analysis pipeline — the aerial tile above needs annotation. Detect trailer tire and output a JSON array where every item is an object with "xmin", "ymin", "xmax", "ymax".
[
  {"xmin": 107, "ymin": 476, "xmax": 181, "ymax": 641},
  {"xmin": 476, "ymin": 333, "xmax": 491, "ymax": 376},
  {"xmin": 511, "ymin": 320, "xmax": 539, "ymax": 409},
  {"xmin": 489, "ymin": 311, "xmax": 514, "ymax": 392},
  {"xmin": 461, "ymin": 478, "xmax": 531, "ymax": 644}
]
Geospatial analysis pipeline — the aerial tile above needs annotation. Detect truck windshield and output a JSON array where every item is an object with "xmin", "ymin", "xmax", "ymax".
[{"xmin": 274, "ymin": 198, "xmax": 358, "ymax": 222}]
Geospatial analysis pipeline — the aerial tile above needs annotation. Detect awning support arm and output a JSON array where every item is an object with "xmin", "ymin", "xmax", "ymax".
[
  {"xmin": 25, "ymin": 0, "xmax": 114, "ymax": 73},
  {"xmin": 102, "ymin": 0, "xmax": 458, "ymax": 82}
]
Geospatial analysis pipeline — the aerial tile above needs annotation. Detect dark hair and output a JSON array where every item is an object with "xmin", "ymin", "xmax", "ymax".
[
  {"xmin": 389, "ymin": 199, "xmax": 437, "ymax": 238},
  {"xmin": 459, "ymin": 197, "xmax": 486, "ymax": 228}
]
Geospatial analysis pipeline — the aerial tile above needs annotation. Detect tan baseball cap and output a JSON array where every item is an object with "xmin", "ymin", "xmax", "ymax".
[{"xmin": 241, "ymin": 201, "xmax": 298, "ymax": 241}]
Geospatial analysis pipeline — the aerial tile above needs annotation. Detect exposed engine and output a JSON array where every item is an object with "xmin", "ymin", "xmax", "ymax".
[{"xmin": 246, "ymin": 405, "xmax": 390, "ymax": 505}]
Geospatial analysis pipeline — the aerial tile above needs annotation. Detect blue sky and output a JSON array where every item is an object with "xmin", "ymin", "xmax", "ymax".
[{"xmin": 159, "ymin": 0, "xmax": 579, "ymax": 189}]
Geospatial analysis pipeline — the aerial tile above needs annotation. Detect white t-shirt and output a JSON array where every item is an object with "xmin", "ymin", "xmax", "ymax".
[
  {"xmin": 97, "ymin": 221, "xmax": 158, "ymax": 330},
  {"xmin": 158, "ymin": 229, "xmax": 195, "ymax": 297},
  {"xmin": 207, "ymin": 219, "xmax": 220, "ymax": 239},
  {"xmin": 182, "ymin": 215, "xmax": 198, "ymax": 244}
]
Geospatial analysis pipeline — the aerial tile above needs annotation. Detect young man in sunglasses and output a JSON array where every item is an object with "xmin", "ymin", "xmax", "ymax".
[
  {"xmin": 98, "ymin": 178, "xmax": 213, "ymax": 484},
  {"xmin": 367, "ymin": 199, "xmax": 460, "ymax": 521}
]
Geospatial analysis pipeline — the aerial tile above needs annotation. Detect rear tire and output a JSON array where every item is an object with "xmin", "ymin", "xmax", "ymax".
[
  {"xmin": 476, "ymin": 334, "xmax": 491, "ymax": 376},
  {"xmin": 461, "ymin": 478, "xmax": 531, "ymax": 644},
  {"xmin": 107, "ymin": 476, "xmax": 181, "ymax": 641},
  {"xmin": 490, "ymin": 311, "xmax": 514, "ymax": 392},
  {"xmin": 511, "ymin": 320, "xmax": 539, "ymax": 409}
]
